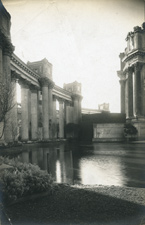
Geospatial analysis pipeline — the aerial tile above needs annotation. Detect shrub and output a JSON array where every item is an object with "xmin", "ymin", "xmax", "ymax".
[
  {"xmin": 124, "ymin": 123, "xmax": 138, "ymax": 136},
  {"xmin": 1, "ymin": 160, "xmax": 53, "ymax": 202}
]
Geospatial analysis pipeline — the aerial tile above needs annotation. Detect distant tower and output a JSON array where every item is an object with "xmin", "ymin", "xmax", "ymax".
[{"xmin": 117, "ymin": 23, "xmax": 145, "ymax": 140}]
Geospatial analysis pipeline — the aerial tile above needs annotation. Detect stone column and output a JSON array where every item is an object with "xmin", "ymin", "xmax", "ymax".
[
  {"xmin": 21, "ymin": 80, "xmax": 30, "ymax": 141},
  {"xmin": 10, "ymin": 73, "xmax": 18, "ymax": 141},
  {"xmin": 0, "ymin": 44, "xmax": 3, "ymax": 140},
  {"xmin": 52, "ymin": 96, "xmax": 57, "ymax": 138},
  {"xmin": 3, "ymin": 47, "xmax": 13, "ymax": 142},
  {"xmin": 65, "ymin": 101, "xmax": 71, "ymax": 124},
  {"xmin": 40, "ymin": 78, "xmax": 49, "ymax": 140},
  {"xmin": 0, "ymin": 45, "xmax": 2, "ymax": 82},
  {"xmin": 119, "ymin": 79, "xmax": 125, "ymax": 114},
  {"xmin": 78, "ymin": 97, "xmax": 82, "ymax": 122},
  {"xmin": 72, "ymin": 94, "xmax": 79, "ymax": 124},
  {"xmin": 48, "ymin": 82, "xmax": 54, "ymax": 138},
  {"xmin": 134, "ymin": 63, "xmax": 142, "ymax": 116},
  {"xmin": 59, "ymin": 99, "xmax": 64, "ymax": 138},
  {"xmin": 125, "ymin": 67, "xmax": 133, "ymax": 118},
  {"xmin": 30, "ymin": 85, "xmax": 38, "ymax": 141}
]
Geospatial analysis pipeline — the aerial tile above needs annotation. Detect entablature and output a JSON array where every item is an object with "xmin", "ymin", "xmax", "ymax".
[{"xmin": 10, "ymin": 53, "xmax": 40, "ymax": 87}]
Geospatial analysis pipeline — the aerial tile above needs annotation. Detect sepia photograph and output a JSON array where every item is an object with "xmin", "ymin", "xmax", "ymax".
[{"xmin": 0, "ymin": 0, "xmax": 145, "ymax": 224}]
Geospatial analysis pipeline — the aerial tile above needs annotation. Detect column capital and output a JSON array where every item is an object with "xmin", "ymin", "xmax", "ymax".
[
  {"xmin": 72, "ymin": 93, "xmax": 83, "ymax": 101},
  {"xmin": 20, "ymin": 79, "xmax": 31, "ymax": 89},
  {"xmin": 58, "ymin": 98, "xmax": 64, "ymax": 104},
  {"xmin": 123, "ymin": 67, "xmax": 133, "ymax": 76},
  {"xmin": 30, "ymin": 84, "xmax": 40, "ymax": 93},
  {"xmin": 11, "ymin": 71, "xmax": 20, "ymax": 81},
  {"xmin": 39, "ymin": 77, "xmax": 55, "ymax": 88}
]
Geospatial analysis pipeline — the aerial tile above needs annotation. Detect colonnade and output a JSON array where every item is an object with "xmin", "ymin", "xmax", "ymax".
[
  {"xmin": 10, "ymin": 76, "xmax": 82, "ymax": 142},
  {"xmin": 119, "ymin": 62, "xmax": 144, "ymax": 118}
]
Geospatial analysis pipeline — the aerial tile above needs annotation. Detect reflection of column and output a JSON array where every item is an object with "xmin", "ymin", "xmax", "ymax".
[
  {"xmin": 31, "ymin": 85, "xmax": 38, "ymax": 140},
  {"xmin": 21, "ymin": 80, "xmax": 30, "ymax": 141},
  {"xmin": 119, "ymin": 79, "xmax": 125, "ymax": 114},
  {"xmin": 134, "ymin": 63, "xmax": 142, "ymax": 116},
  {"xmin": 59, "ymin": 99, "xmax": 64, "ymax": 138},
  {"xmin": 52, "ymin": 96, "xmax": 57, "ymax": 138},
  {"xmin": 125, "ymin": 67, "xmax": 133, "ymax": 118}
]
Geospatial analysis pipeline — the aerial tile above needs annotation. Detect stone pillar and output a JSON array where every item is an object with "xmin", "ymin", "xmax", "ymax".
[
  {"xmin": 0, "ymin": 45, "xmax": 2, "ymax": 82},
  {"xmin": 21, "ymin": 80, "xmax": 30, "ymax": 141},
  {"xmin": 10, "ymin": 73, "xmax": 18, "ymax": 141},
  {"xmin": 125, "ymin": 67, "xmax": 133, "ymax": 118},
  {"xmin": 3, "ymin": 47, "xmax": 13, "ymax": 142},
  {"xmin": 30, "ymin": 85, "xmax": 38, "ymax": 141},
  {"xmin": 78, "ymin": 97, "xmax": 82, "ymax": 122},
  {"xmin": 48, "ymin": 83, "xmax": 54, "ymax": 138},
  {"xmin": 134, "ymin": 63, "xmax": 142, "ymax": 116},
  {"xmin": 52, "ymin": 96, "xmax": 57, "ymax": 138},
  {"xmin": 65, "ymin": 101, "xmax": 71, "ymax": 124},
  {"xmin": 40, "ymin": 78, "xmax": 49, "ymax": 140},
  {"xmin": 72, "ymin": 94, "xmax": 79, "ymax": 124},
  {"xmin": 59, "ymin": 99, "xmax": 64, "ymax": 138},
  {"xmin": 39, "ymin": 77, "xmax": 54, "ymax": 140},
  {"xmin": 119, "ymin": 79, "xmax": 125, "ymax": 114}
]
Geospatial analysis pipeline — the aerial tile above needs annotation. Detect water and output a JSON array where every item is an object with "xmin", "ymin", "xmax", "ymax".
[{"xmin": 2, "ymin": 142, "xmax": 145, "ymax": 188}]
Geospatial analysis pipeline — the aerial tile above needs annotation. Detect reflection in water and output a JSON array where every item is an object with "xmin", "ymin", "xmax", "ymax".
[
  {"xmin": 79, "ymin": 156, "xmax": 125, "ymax": 186},
  {"xmin": 11, "ymin": 142, "xmax": 145, "ymax": 188},
  {"xmin": 56, "ymin": 160, "xmax": 61, "ymax": 183}
]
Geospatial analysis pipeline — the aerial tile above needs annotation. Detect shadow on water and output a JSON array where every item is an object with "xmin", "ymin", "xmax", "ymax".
[{"xmin": 1, "ymin": 142, "xmax": 145, "ymax": 188}]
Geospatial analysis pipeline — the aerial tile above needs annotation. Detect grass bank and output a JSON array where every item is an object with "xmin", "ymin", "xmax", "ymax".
[{"xmin": 2, "ymin": 184, "xmax": 145, "ymax": 225}]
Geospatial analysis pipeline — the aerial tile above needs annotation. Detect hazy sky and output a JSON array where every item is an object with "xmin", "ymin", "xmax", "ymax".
[{"xmin": 2, "ymin": 0, "xmax": 145, "ymax": 112}]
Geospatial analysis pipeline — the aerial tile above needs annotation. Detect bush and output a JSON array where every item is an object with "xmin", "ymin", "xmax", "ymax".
[
  {"xmin": 0, "ymin": 160, "xmax": 53, "ymax": 202},
  {"xmin": 124, "ymin": 123, "xmax": 138, "ymax": 136}
]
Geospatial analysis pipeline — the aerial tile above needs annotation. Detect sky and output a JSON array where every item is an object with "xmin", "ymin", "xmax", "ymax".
[{"xmin": 2, "ymin": 0, "xmax": 145, "ymax": 112}]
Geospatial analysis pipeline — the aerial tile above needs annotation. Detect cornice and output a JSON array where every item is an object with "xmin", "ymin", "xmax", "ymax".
[
  {"xmin": 11, "ymin": 54, "xmax": 40, "ymax": 80},
  {"xmin": 122, "ymin": 50, "xmax": 145, "ymax": 63}
]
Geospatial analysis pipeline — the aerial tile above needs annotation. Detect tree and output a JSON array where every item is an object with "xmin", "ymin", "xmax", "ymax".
[{"xmin": 0, "ymin": 77, "xmax": 15, "ymax": 140}]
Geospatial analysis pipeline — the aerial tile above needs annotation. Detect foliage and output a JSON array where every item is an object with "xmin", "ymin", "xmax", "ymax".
[
  {"xmin": 0, "ymin": 159, "xmax": 54, "ymax": 202},
  {"xmin": 124, "ymin": 123, "xmax": 138, "ymax": 136},
  {"xmin": 0, "ymin": 77, "xmax": 15, "ymax": 139}
]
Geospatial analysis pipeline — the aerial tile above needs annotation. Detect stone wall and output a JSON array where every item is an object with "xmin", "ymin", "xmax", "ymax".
[{"xmin": 93, "ymin": 123, "xmax": 125, "ymax": 142}]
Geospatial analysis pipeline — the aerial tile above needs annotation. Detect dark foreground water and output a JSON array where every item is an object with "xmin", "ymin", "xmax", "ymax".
[{"xmin": 2, "ymin": 142, "xmax": 145, "ymax": 188}]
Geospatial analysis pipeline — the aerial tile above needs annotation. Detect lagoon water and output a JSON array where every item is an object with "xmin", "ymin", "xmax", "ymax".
[{"xmin": 4, "ymin": 142, "xmax": 145, "ymax": 188}]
